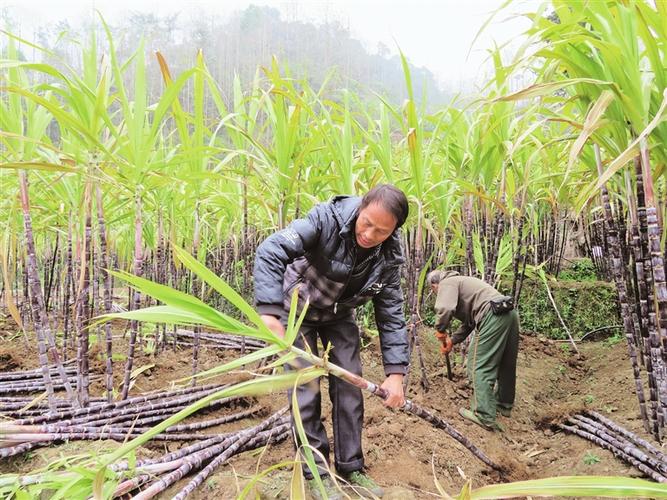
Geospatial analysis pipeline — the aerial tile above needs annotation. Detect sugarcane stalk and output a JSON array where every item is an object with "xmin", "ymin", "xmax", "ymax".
[
  {"xmin": 18, "ymin": 171, "xmax": 77, "ymax": 410},
  {"xmin": 75, "ymin": 174, "xmax": 93, "ymax": 407},
  {"xmin": 112, "ymin": 475, "xmax": 152, "ymax": 498},
  {"xmin": 290, "ymin": 345, "xmax": 503, "ymax": 472},
  {"xmin": 121, "ymin": 192, "xmax": 143, "ymax": 400},
  {"xmin": 44, "ymin": 232, "xmax": 59, "ymax": 314},
  {"xmin": 595, "ymin": 145, "xmax": 650, "ymax": 434},
  {"xmin": 635, "ymin": 148, "xmax": 664, "ymax": 435},
  {"xmin": 0, "ymin": 430, "xmax": 222, "ymax": 446},
  {"xmin": 58, "ymin": 394, "xmax": 240, "ymax": 428},
  {"xmin": 13, "ymin": 384, "xmax": 234, "ymax": 425},
  {"xmin": 95, "ymin": 184, "xmax": 115, "ymax": 403},
  {"xmin": 62, "ymin": 215, "xmax": 74, "ymax": 359},
  {"xmin": 639, "ymin": 138, "xmax": 667, "ymax": 428},
  {"xmin": 21, "ymin": 405, "xmax": 262, "ymax": 436},
  {"xmin": 0, "ymin": 364, "xmax": 77, "ymax": 382},
  {"xmin": 485, "ymin": 169, "xmax": 506, "ymax": 285},
  {"xmin": 191, "ymin": 203, "xmax": 202, "ymax": 386}
]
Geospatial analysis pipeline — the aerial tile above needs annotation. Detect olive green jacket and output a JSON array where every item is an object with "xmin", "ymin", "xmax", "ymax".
[{"xmin": 433, "ymin": 274, "xmax": 503, "ymax": 344}]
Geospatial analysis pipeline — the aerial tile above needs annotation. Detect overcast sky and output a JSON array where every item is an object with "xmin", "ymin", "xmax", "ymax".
[{"xmin": 2, "ymin": 0, "xmax": 544, "ymax": 88}]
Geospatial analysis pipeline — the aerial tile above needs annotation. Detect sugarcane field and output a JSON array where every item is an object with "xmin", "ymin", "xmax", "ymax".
[{"xmin": 1, "ymin": 0, "xmax": 667, "ymax": 498}]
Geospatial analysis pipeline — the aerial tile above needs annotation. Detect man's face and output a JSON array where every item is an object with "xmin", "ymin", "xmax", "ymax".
[{"xmin": 355, "ymin": 202, "xmax": 397, "ymax": 249}]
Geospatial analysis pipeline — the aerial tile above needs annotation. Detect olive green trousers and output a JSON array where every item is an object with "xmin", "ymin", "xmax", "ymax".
[{"xmin": 466, "ymin": 309, "xmax": 520, "ymax": 425}]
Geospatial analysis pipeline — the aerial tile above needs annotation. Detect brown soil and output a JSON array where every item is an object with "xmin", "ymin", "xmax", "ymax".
[{"xmin": 0, "ymin": 319, "xmax": 649, "ymax": 499}]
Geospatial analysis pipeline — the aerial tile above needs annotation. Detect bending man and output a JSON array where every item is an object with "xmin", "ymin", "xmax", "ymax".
[
  {"xmin": 428, "ymin": 270, "xmax": 519, "ymax": 432},
  {"xmin": 254, "ymin": 184, "xmax": 410, "ymax": 499}
]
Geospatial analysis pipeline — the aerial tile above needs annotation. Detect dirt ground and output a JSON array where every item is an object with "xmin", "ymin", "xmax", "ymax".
[{"xmin": 0, "ymin": 321, "xmax": 651, "ymax": 499}]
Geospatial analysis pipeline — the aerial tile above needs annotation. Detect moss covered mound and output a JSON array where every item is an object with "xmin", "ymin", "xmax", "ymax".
[{"xmin": 518, "ymin": 279, "xmax": 619, "ymax": 340}]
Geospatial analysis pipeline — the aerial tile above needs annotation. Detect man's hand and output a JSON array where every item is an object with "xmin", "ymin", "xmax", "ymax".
[
  {"xmin": 380, "ymin": 373, "xmax": 405, "ymax": 408},
  {"xmin": 435, "ymin": 331, "xmax": 453, "ymax": 354},
  {"xmin": 260, "ymin": 314, "xmax": 285, "ymax": 339}
]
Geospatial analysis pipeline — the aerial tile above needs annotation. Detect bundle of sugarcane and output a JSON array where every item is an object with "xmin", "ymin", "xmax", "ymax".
[
  {"xmin": 0, "ymin": 362, "xmax": 81, "ymax": 396},
  {"xmin": 559, "ymin": 410, "xmax": 667, "ymax": 482},
  {"xmin": 0, "ymin": 395, "xmax": 107, "ymax": 414},
  {"xmin": 0, "ymin": 383, "xmax": 260, "ymax": 458},
  {"xmin": 170, "ymin": 329, "xmax": 266, "ymax": 352},
  {"xmin": 1, "ymin": 409, "xmax": 290, "ymax": 500},
  {"xmin": 112, "ymin": 408, "xmax": 289, "ymax": 499}
]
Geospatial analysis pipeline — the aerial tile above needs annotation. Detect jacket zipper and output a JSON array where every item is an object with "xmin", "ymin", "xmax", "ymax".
[{"xmin": 334, "ymin": 240, "xmax": 358, "ymax": 314}]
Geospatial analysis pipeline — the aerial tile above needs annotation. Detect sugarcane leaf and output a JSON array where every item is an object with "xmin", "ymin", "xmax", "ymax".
[
  {"xmin": 91, "ymin": 464, "xmax": 105, "ymax": 500},
  {"xmin": 171, "ymin": 245, "xmax": 280, "ymax": 343},
  {"xmin": 98, "ymin": 306, "xmax": 233, "ymax": 332},
  {"xmin": 105, "ymin": 270, "xmax": 265, "ymax": 338},
  {"xmin": 284, "ymin": 288, "xmax": 308, "ymax": 347},
  {"xmin": 129, "ymin": 363, "xmax": 154, "ymax": 380},
  {"xmin": 575, "ymin": 88, "xmax": 667, "ymax": 211},
  {"xmin": 262, "ymin": 351, "xmax": 299, "ymax": 371},
  {"xmin": 14, "ymin": 489, "xmax": 29, "ymax": 500},
  {"xmin": 493, "ymin": 78, "xmax": 615, "ymax": 102},
  {"xmin": 174, "ymin": 344, "xmax": 283, "ymax": 383},
  {"xmin": 0, "ymin": 161, "xmax": 78, "ymax": 173},
  {"xmin": 126, "ymin": 451, "xmax": 136, "ymax": 473},
  {"xmin": 18, "ymin": 391, "xmax": 47, "ymax": 413},
  {"xmin": 468, "ymin": 475, "xmax": 667, "ymax": 498},
  {"xmin": 236, "ymin": 459, "xmax": 301, "ymax": 499},
  {"xmin": 289, "ymin": 453, "xmax": 306, "ymax": 500},
  {"xmin": 290, "ymin": 374, "xmax": 326, "ymax": 495}
]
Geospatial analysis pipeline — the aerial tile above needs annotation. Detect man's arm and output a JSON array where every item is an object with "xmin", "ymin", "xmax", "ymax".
[
  {"xmin": 372, "ymin": 266, "xmax": 409, "ymax": 376},
  {"xmin": 433, "ymin": 280, "xmax": 458, "ymax": 333},
  {"xmin": 451, "ymin": 323, "xmax": 475, "ymax": 344},
  {"xmin": 373, "ymin": 266, "xmax": 409, "ymax": 408}
]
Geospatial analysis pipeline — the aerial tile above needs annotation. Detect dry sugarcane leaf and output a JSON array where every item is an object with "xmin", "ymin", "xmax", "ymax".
[
  {"xmin": 567, "ymin": 90, "xmax": 615, "ymax": 173},
  {"xmin": 457, "ymin": 466, "xmax": 467, "ymax": 479},
  {"xmin": 432, "ymin": 452, "xmax": 456, "ymax": 500},
  {"xmin": 92, "ymin": 465, "xmax": 105, "ymax": 500},
  {"xmin": 122, "ymin": 363, "xmax": 155, "ymax": 393},
  {"xmin": 18, "ymin": 392, "xmax": 48, "ymax": 413},
  {"xmin": 289, "ymin": 452, "xmax": 306, "ymax": 499}
]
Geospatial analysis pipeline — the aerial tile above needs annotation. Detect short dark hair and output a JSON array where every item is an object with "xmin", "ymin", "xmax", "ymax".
[{"xmin": 360, "ymin": 184, "xmax": 409, "ymax": 228}]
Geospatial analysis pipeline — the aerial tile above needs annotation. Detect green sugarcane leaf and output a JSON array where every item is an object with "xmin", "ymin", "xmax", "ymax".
[
  {"xmin": 467, "ymin": 475, "xmax": 667, "ymax": 499},
  {"xmin": 494, "ymin": 78, "xmax": 615, "ymax": 102},
  {"xmin": 284, "ymin": 288, "xmax": 309, "ymax": 347},
  {"xmin": 98, "ymin": 306, "xmax": 243, "ymax": 333},
  {"xmin": 262, "ymin": 351, "xmax": 299, "ymax": 371},
  {"xmin": 236, "ymin": 459, "xmax": 301, "ymax": 499},
  {"xmin": 290, "ymin": 374, "xmax": 326, "ymax": 495},
  {"xmin": 174, "ymin": 344, "xmax": 283, "ymax": 383},
  {"xmin": 0, "ymin": 161, "xmax": 79, "ymax": 173},
  {"xmin": 171, "ymin": 245, "xmax": 279, "ymax": 342},
  {"xmin": 106, "ymin": 270, "xmax": 265, "ymax": 338}
]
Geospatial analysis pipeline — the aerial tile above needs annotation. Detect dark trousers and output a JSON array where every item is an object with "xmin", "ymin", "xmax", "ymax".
[{"xmin": 286, "ymin": 313, "xmax": 364, "ymax": 477}]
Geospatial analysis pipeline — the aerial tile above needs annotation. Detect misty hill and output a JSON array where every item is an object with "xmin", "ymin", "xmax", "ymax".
[{"xmin": 22, "ymin": 4, "xmax": 453, "ymax": 108}]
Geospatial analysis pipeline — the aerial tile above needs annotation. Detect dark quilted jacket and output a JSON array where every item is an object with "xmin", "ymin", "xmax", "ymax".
[{"xmin": 253, "ymin": 195, "xmax": 409, "ymax": 374}]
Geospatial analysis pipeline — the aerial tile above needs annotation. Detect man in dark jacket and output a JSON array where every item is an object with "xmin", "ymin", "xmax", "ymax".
[
  {"xmin": 254, "ymin": 184, "xmax": 409, "ymax": 499},
  {"xmin": 428, "ymin": 270, "xmax": 519, "ymax": 432}
]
